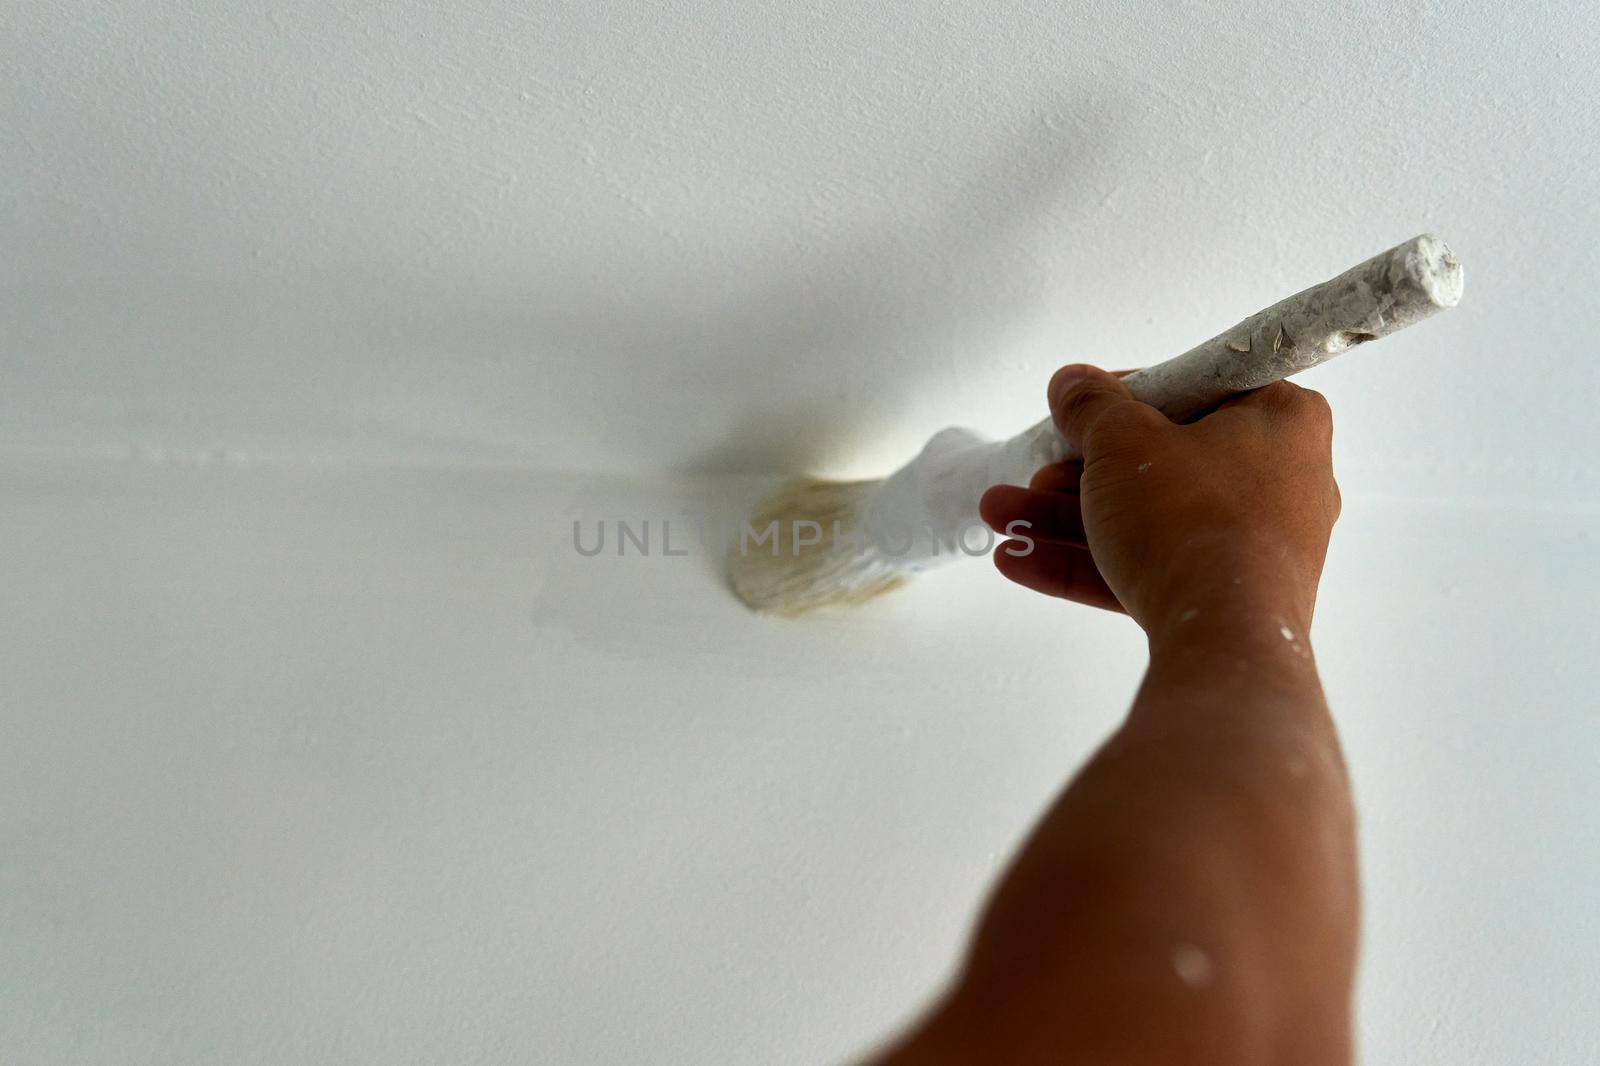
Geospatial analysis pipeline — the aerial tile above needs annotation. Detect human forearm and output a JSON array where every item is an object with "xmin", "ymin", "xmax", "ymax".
[
  {"xmin": 1132, "ymin": 600, "xmax": 1360, "ymax": 992},
  {"xmin": 927, "ymin": 607, "xmax": 1358, "ymax": 1065}
]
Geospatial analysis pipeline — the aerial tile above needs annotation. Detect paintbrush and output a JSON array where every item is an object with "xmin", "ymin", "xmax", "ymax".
[{"xmin": 729, "ymin": 234, "xmax": 1462, "ymax": 616}]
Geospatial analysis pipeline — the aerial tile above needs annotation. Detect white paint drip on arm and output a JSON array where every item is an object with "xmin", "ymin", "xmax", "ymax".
[
  {"xmin": 1171, "ymin": 943, "xmax": 1215, "ymax": 988},
  {"xmin": 1277, "ymin": 619, "xmax": 1311, "ymax": 658}
]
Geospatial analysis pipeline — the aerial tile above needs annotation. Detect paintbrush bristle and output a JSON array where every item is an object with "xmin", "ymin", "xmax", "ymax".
[{"xmin": 727, "ymin": 477, "xmax": 909, "ymax": 616}]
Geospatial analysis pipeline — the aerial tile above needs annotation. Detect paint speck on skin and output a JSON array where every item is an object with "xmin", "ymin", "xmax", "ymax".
[
  {"xmin": 1138, "ymin": 462, "xmax": 1152, "ymax": 474},
  {"xmin": 1178, "ymin": 607, "xmax": 1199, "ymax": 623},
  {"xmin": 1276, "ymin": 620, "xmax": 1311, "ymax": 658},
  {"xmin": 1231, "ymin": 576, "xmax": 1242, "ymax": 585},
  {"xmin": 1171, "ymin": 943, "xmax": 1214, "ymax": 988}
]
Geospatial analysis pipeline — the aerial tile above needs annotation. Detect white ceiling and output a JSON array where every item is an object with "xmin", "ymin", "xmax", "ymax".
[
  {"xmin": 6, "ymin": 458, "xmax": 1598, "ymax": 1064},
  {"xmin": 5, "ymin": 0, "xmax": 1597, "ymax": 504},
  {"xmin": 5, "ymin": 7, "xmax": 1600, "ymax": 1062}
]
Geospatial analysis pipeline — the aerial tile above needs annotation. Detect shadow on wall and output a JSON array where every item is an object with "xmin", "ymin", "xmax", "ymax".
[{"xmin": 370, "ymin": 95, "xmax": 1124, "ymax": 477}]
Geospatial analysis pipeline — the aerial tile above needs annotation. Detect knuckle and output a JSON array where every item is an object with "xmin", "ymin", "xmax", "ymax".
[
  {"xmin": 1257, "ymin": 380, "xmax": 1302, "ymax": 408},
  {"xmin": 1274, "ymin": 381, "xmax": 1332, "ymax": 415},
  {"xmin": 1249, "ymin": 381, "xmax": 1335, "ymax": 436},
  {"xmin": 1055, "ymin": 383, "xmax": 1101, "ymax": 426},
  {"xmin": 1296, "ymin": 386, "xmax": 1334, "ymax": 425}
]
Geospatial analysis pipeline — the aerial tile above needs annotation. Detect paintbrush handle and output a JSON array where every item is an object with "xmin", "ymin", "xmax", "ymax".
[
  {"xmin": 998, "ymin": 233, "xmax": 1463, "ymax": 478},
  {"xmin": 863, "ymin": 234, "xmax": 1462, "ymax": 562}
]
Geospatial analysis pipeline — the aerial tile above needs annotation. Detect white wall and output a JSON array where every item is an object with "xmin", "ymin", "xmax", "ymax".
[{"xmin": 4, "ymin": 2, "xmax": 1599, "ymax": 1064}]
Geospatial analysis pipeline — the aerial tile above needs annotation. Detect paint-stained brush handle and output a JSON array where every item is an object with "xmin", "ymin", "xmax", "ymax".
[
  {"xmin": 993, "ymin": 233, "xmax": 1463, "ymax": 478},
  {"xmin": 1122, "ymin": 233, "xmax": 1460, "ymax": 424}
]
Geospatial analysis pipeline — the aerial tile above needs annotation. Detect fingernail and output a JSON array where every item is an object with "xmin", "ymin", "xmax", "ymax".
[{"xmin": 1049, "ymin": 364, "xmax": 1092, "ymax": 406}]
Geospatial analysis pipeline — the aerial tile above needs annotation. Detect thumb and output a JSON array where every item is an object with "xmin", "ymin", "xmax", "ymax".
[{"xmin": 1048, "ymin": 364, "xmax": 1141, "ymax": 453}]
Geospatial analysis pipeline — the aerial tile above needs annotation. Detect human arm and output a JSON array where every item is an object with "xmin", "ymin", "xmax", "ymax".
[{"xmin": 872, "ymin": 365, "xmax": 1357, "ymax": 1066}]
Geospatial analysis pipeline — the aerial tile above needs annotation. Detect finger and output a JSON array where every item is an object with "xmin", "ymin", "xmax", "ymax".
[
  {"xmin": 993, "ymin": 540, "xmax": 1124, "ymax": 613},
  {"xmin": 1028, "ymin": 460, "xmax": 1082, "ymax": 493},
  {"xmin": 1048, "ymin": 364, "xmax": 1156, "ymax": 454},
  {"xmin": 1209, "ymin": 381, "xmax": 1333, "ymax": 442},
  {"xmin": 978, "ymin": 484, "xmax": 1087, "ymax": 544},
  {"xmin": 1211, "ymin": 383, "xmax": 1282, "ymax": 418}
]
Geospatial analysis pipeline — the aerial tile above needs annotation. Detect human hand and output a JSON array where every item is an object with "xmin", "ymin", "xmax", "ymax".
[{"xmin": 979, "ymin": 364, "xmax": 1341, "ymax": 634}]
